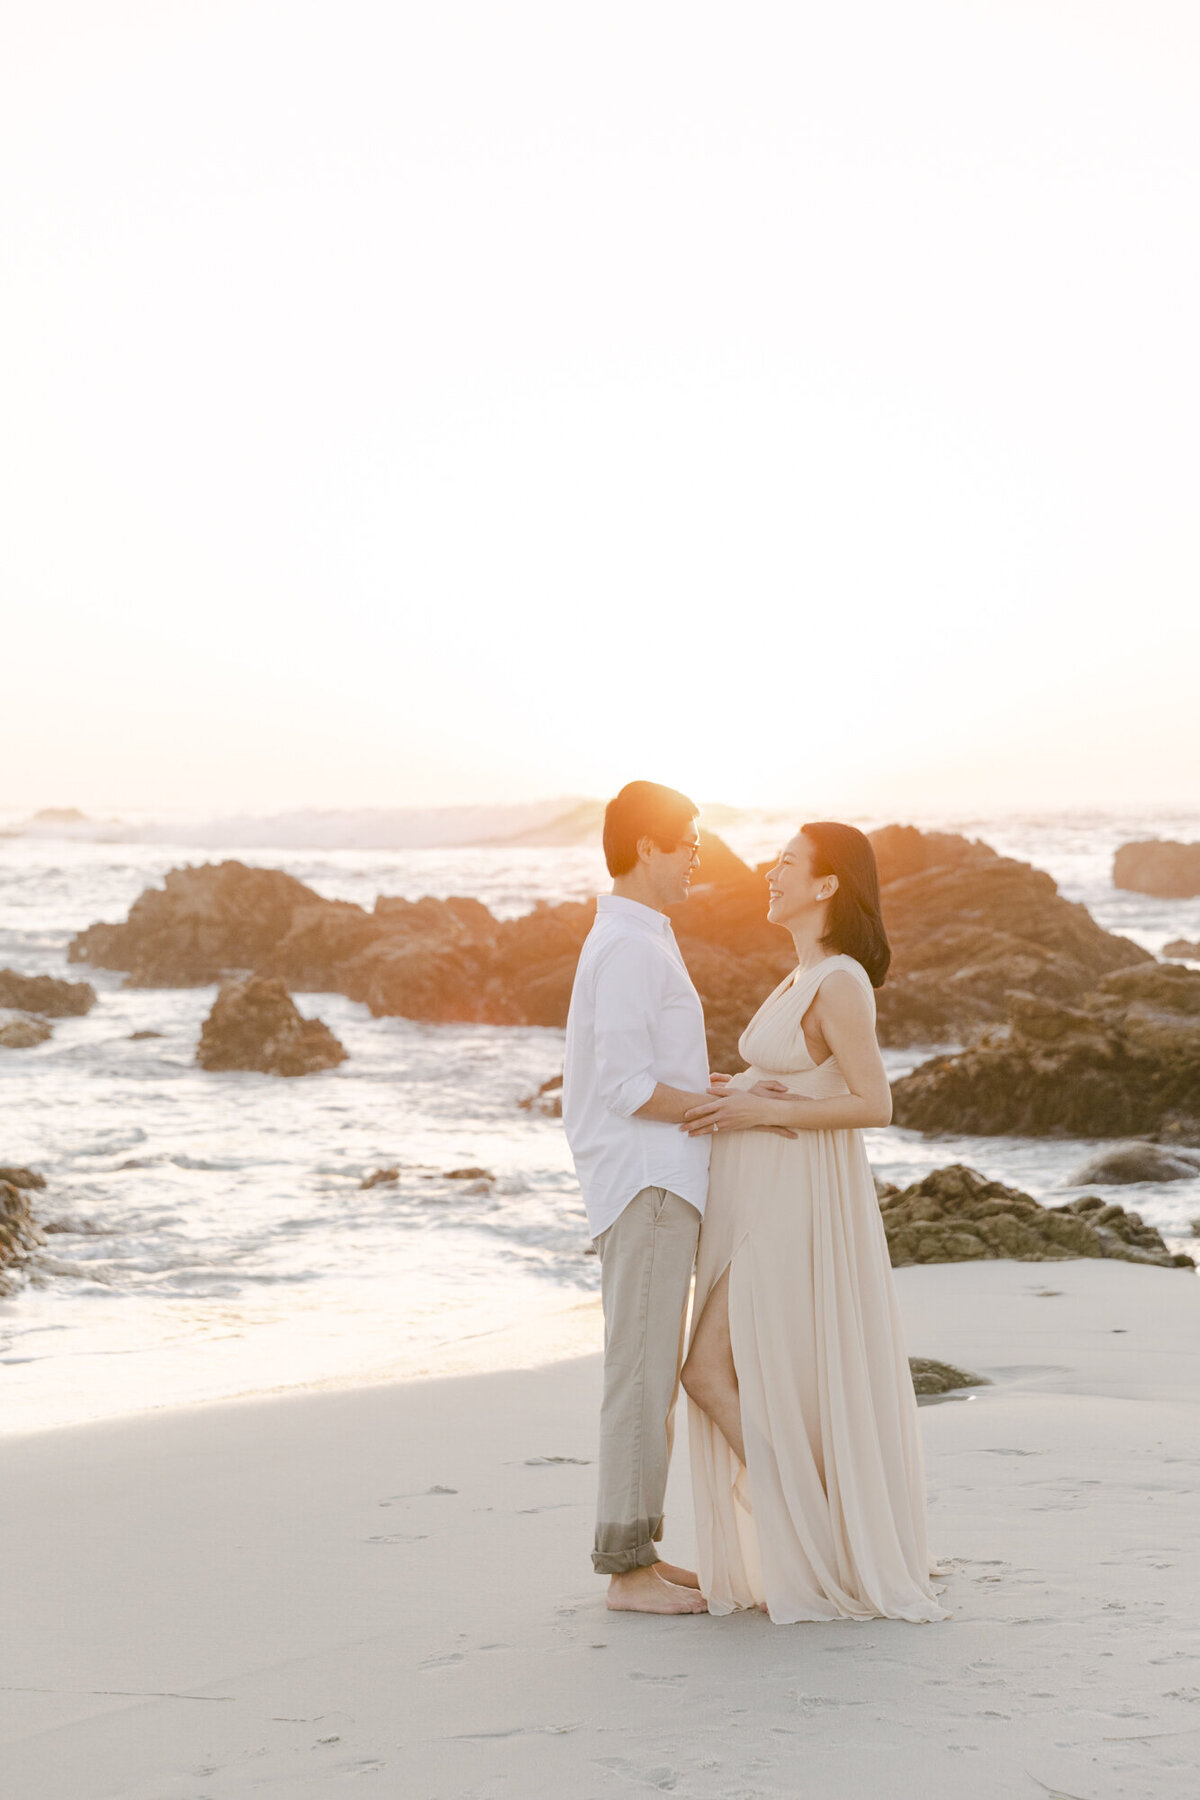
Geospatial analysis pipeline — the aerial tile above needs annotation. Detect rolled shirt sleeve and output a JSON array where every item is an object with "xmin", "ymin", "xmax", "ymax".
[{"xmin": 591, "ymin": 937, "xmax": 663, "ymax": 1117}]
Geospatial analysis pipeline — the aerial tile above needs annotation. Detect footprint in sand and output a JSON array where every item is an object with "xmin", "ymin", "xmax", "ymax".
[
  {"xmin": 366, "ymin": 1531, "xmax": 429, "ymax": 1544},
  {"xmin": 520, "ymin": 1455, "xmax": 593, "ymax": 1466},
  {"xmin": 595, "ymin": 1756, "xmax": 678, "ymax": 1790},
  {"xmin": 627, "ymin": 1671, "xmax": 687, "ymax": 1685},
  {"xmin": 420, "ymin": 1651, "xmax": 465, "ymax": 1669},
  {"xmin": 454, "ymin": 1724, "xmax": 582, "ymax": 1740},
  {"xmin": 380, "ymin": 1485, "xmax": 458, "ymax": 1505}
]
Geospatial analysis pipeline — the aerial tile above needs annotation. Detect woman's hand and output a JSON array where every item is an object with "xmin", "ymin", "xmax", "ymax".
[
  {"xmin": 682, "ymin": 1089, "xmax": 766, "ymax": 1135},
  {"xmin": 681, "ymin": 1090, "xmax": 797, "ymax": 1139}
]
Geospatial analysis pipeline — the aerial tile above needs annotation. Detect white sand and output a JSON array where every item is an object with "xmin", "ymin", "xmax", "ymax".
[{"xmin": 4, "ymin": 1259, "xmax": 1200, "ymax": 1800}]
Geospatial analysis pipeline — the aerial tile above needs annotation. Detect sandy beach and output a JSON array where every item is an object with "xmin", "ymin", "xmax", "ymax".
[{"xmin": 3, "ymin": 1258, "xmax": 1199, "ymax": 1800}]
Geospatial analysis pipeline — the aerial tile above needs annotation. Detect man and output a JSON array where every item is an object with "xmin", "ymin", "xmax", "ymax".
[{"xmin": 563, "ymin": 780, "xmax": 715, "ymax": 1615}]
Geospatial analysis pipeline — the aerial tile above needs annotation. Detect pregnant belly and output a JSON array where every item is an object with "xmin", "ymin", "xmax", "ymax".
[{"xmin": 732, "ymin": 1061, "xmax": 852, "ymax": 1101}]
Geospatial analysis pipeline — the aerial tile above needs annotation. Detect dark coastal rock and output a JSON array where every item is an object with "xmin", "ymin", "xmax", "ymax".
[
  {"xmin": 361, "ymin": 1166, "xmax": 399, "ymax": 1189},
  {"xmin": 0, "ymin": 1167, "xmax": 46, "ymax": 1292},
  {"xmin": 0, "ymin": 969, "xmax": 96, "ymax": 1016},
  {"xmin": 891, "ymin": 963, "xmax": 1200, "ymax": 1144},
  {"xmin": 445, "ymin": 1166, "xmax": 494, "ymax": 1181},
  {"xmin": 66, "ymin": 827, "xmax": 1153, "ymax": 1069},
  {"xmin": 908, "ymin": 1357, "xmax": 991, "ymax": 1396},
  {"xmin": 0, "ymin": 1166, "xmax": 46, "ymax": 1190},
  {"xmin": 343, "ymin": 897, "xmax": 595, "ymax": 1028},
  {"xmin": 0, "ymin": 1013, "xmax": 53, "ymax": 1049},
  {"xmin": 881, "ymin": 1164, "xmax": 1194, "ymax": 1268},
  {"xmin": 1164, "ymin": 939, "xmax": 1200, "ymax": 960},
  {"xmin": 197, "ymin": 976, "xmax": 348, "ymax": 1076},
  {"xmin": 870, "ymin": 823, "xmax": 998, "ymax": 887},
  {"xmin": 69, "ymin": 862, "xmax": 328, "ymax": 986},
  {"xmin": 262, "ymin": 899, "xmax": 381, "ymax": 991},
  {"xmin": 1066, "ymin": 1142, "xmax": 1200, "ymax": 1186},
  {"xmin": 873, "ymin": 846, "xmax": 1151, "ymax": 1048},
  {"xmin": 1114, "ymin": 840, "xmax": 1200, "ymax": 899},
  {"xmin": 518, "ymin": 1074, "xmax": 564, "ymax": 1117}
]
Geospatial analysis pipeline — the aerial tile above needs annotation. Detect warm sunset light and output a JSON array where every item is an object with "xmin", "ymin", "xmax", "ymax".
[
  {"xmin": 2, "ymin": 2, "xmax": 1198, "ymax": 814},
  {"xmin": 4, "ymin": 9, "xmax": 1200, "ymax": 1797}
]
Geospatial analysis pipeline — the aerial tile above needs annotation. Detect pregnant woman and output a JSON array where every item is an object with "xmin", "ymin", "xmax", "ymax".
[{"xmin": 679, "ymin": 822, "xmax": 946, "ymax": 1624}]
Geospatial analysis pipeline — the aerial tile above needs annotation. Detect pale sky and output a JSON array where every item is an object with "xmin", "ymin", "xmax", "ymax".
[{"xmin": 3, "ymin": 0, "xmax": 1199, "ymax": 815}]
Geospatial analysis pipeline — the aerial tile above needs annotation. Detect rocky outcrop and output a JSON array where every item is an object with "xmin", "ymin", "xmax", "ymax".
[
  {"xmin": 518, "ymin": 1074, "xmax": 564, "ymax": 1118},
  {"xmin": 69, "ymin": 863, "xmax": 329, "ymax": 986},
  {"xmin": 197, "ymin": 977, "xmax": 347, "ymax": 1075},
  {"xmin": 0, "ymin": 970, "xmax": 96, "ymax": 1015},
  {"xmin": 1164, "ymin": 939, "xmax": 1200, "ymax": 960},
  {"xmin": 873, "ymin": 840, "xmax": 1151, "ymax": 1047},
  {"xmin": 339, "ymin": 897, "xmax": 596, "ymax": 1027},
  {"xmin": 870, "ymin": 823, "xmax": 998, "ymax": 887},
  {"xmin": 361, "ymin": 1167, "xmax": 399, "ymax": 1189},
  {"xmin": 0, "ymin": 1012, "xmax": 53, "ymax": 1049},
  {"xmin": 908, "ymin": 1357, "xmax": 991, "ymax": 1395},
  {"xmin": 1114, "ymin": 840, "xmax": 1200, "ymax": 899},
  {"xmin": 67, "ymin": 828, "xmax": 1153, "ymax": 1067},
  {"xmin": 0, "ymin": 1166, "xmax": 46, "ymax": 1293},
  {"xmin": 881, "ymin": 1164, "xmax": 1194, "ymax": 1268},
  {"xmin": 1066, "ymin": 1142, "xmax": 1200, "ymax": 1186},
  {"xmin": 891, "ymin": 964, "xmax": 1200, "ymax": 1143}
]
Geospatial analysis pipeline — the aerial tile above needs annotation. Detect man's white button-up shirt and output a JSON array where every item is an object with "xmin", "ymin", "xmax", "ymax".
[{"xmin": 563, "ymin": 894, "xmax": 712, "ymax": 1240}]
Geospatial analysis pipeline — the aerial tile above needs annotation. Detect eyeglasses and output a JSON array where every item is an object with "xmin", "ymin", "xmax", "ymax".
[{"xmin": 676, "ymin": 841, "xmax": 701, "ymax": 864}]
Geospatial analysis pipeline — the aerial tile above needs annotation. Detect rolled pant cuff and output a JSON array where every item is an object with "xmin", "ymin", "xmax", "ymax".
[{"xmin": 592, "ymin": 1540, "xmax": 661, "ymax": 1576}]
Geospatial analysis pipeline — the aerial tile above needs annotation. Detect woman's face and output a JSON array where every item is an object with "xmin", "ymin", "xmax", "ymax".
[{"xmin": 765, "ymin": 832, "xmax": 833, "ymax": 927}]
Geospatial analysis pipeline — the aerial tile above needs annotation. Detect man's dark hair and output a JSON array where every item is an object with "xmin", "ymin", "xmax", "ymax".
[
  {"xmin": 802, "ymin": 821, "xmax": 892, "ymax": 987},
  {"xmin": 603, "ymin": 781, "xmax": 698, "ymax": 877}
]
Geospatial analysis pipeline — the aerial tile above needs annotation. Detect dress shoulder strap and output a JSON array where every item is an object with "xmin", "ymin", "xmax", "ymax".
[
  {"xmin": 810, "ymin": 954, "xmax": 876, "ymax": 1018},
  {"xmin": 788, "ymin": 953, "xmax": 869, "ymax": 997},
  {"xmin": 822, "ymin": 954, "xmax": 873, "ymax": 989}
]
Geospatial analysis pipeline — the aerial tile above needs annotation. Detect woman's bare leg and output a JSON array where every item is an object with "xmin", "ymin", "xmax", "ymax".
[{"xmin": 681, "ymin": 1265, "xmax": 745, "ymax": 1466}]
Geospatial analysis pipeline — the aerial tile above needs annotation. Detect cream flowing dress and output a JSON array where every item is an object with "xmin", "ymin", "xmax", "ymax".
[{"xmin": 688, "ymin": 954, "xmax": 947, "ymax": 1624}]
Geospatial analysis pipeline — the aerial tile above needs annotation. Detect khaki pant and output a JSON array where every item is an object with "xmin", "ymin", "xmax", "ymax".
[{"xmin": 592, "ymin": 1187, "xmax": 701, "ymax": 1575}]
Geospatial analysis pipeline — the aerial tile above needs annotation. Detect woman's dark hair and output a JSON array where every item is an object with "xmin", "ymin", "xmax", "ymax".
[
  {"xmin": 603, "ymin": 781, "xmax": 698, "ymax": 877},
  {"xmin": 801, "ymin": 821, "xmax": 891, "ymax": 988}
]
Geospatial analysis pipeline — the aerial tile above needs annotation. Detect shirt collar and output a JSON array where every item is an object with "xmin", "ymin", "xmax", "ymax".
[{"xmin": 596, "ymin": 894, "xmax": 673, "ymax": 934}]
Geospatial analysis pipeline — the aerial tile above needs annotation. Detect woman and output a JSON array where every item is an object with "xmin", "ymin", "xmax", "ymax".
[{"xmin": 679, "ymin": 822, "xmax": 947, "ymax": 1624}]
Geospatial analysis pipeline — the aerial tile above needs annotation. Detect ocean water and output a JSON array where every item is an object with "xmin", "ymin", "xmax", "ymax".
[{"xmin": 1, "ymin": 806, "xmax": 1198, "ymax": 1434}]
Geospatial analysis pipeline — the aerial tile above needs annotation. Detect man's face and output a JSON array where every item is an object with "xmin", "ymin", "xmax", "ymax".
[{"xmin": 647, "ymin": 823, "xmax": 700, "ymax": 909}]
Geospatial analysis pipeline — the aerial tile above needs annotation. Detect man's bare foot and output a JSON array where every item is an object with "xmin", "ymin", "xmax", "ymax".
[
  {"xmin": 655, "ymin": 1561, "xmax": 701, "ymax": 1589},
  {"xmin": 606, "ymin": 1565, "xmax": 707, "ymax": 1614}
]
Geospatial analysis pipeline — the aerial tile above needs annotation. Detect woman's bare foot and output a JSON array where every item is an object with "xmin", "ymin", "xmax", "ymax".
[
  {"xmin": 655, "ymin": 1561, "xmax": 701, "ymax": 1589},
  {"xmin": 606, "ymin": 1566, "xmax": 708, "ymax": 1614}
]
